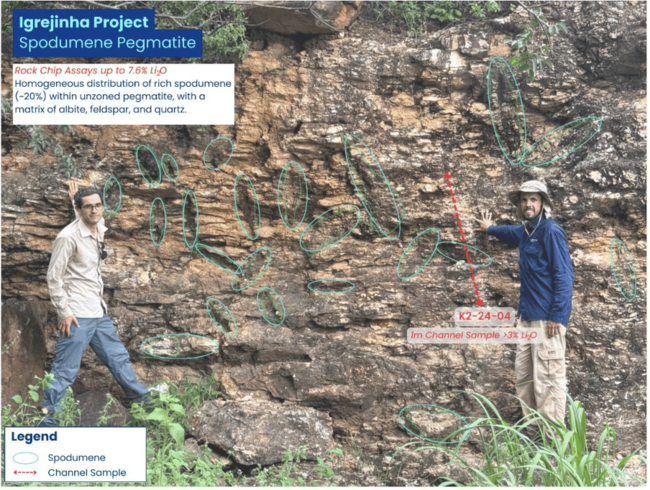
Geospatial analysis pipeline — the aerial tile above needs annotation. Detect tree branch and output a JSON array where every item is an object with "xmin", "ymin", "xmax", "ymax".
[
  {"xmin": 80, "ymin": 1, "xmax": 138, "ymax": 10},
  {"xmin": 516, "ymin": 0, "xmax": 553, "ymax": 47},
  {"xmin": 516, "ymin": 1, "xmax": 550, "ymax": 28}
]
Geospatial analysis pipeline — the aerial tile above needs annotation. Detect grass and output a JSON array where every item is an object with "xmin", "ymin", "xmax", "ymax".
[
  {"xmin": 3, "ymin": 376, "xmax": 644, "ymax": 486},
  {"xmin": 1, "ymin": 372, "xmax": 340, "ymax": 487},
  {"xmin": 387, "ymin": 392, "xmax": 646, "ymax": 486}
]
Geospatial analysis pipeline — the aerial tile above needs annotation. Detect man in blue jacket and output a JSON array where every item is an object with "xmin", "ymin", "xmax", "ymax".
[{"xmin": 475, "ymin": 180, "xmax": 573, "ymax": 429}]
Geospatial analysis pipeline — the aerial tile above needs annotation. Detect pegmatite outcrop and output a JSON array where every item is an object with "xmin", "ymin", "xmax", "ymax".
[{"xmin": 1, "ymin": 1, "xmax": 645, "ymax": 461}]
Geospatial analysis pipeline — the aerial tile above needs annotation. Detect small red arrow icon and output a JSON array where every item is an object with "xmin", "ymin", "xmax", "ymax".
[
  {"xmin": 14, "ymin": 470, "xmax": 36, "ymax": 475},
  {"xmin": 444, "ymin": 172, "xmax": 484, "ymax": 306}
]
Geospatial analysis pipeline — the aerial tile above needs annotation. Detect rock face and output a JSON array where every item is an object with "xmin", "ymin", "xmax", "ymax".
[
  {"xmin": 1, "ymin": 301, "xmax": 49, "ymax": 407},
  {"xmin": 242, "ymin": 1, "xmax": 362, "ymax": 35},
  {"xmin": 76, "ymin": 388, "xmax": 132, "ymax": 427},
  {"xmin": 1, "ymin": 0, "xmax": 646, "ymax": 462},
  {"xmin": 189, "ymin": 399, "xmax": 334, "ymax": 465}
]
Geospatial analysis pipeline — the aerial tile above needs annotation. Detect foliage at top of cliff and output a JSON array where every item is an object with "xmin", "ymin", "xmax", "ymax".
[{"xmin": 369, "ymin": 0, "xmax": 512, "ymax": 37}]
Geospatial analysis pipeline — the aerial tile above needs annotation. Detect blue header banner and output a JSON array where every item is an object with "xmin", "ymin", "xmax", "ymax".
[{"xmin": 13, "ymin": 9, "xmax": 202, "ymax": 58}]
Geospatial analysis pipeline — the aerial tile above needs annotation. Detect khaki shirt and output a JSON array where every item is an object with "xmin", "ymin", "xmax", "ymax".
[{"xmin": 47, "ymin": 215, "xmax": 108, "ymax": 319}]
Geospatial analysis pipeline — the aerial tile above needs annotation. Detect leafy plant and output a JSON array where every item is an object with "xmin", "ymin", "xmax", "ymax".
[
  {"xmin": 160, "ymin": 371, "xmax": 221, "ymax": 413},
  {"xmin": 1, "ymin": 1, "xmax": 34, "ymax": 49},
  {"xmin": 53, "ymin": 144, "xmax": 83, "ymax": 179},
  {"xmin": 149, "ymin": 1, "xmax": 249, "ymax": 61},
  {"xmin": 1, "ymin": 373, "xmax": 342, "ymax": 487},
  {"xmin": 312, "ymin": 447, "xmax": 343, "ymax": 484},
  {"xmin": 251, "ymin": 446, "xmax": 341, "ymax": 486},
  {"xmin": 56, "ymin": 125, "xmax": 74, "ymax": 136},
  {"xmin": 504, "ymin": 3, "xmax": 567, "ymax": 80},
  {"xmin": 2, "ymin": 335, "xmax": 19, "ymax": 354},
  {"xmin": 1, "ymin": 98, "xmax": 12, "ymax": 121},
  {"xmin": 14, "ymin": 125, "xmax": 84, "ymax": 179},
  {"xmin": 97, "ymin": 394, "xmax": 120, "ymax": 426},
  {"xmin": 387, "ymin": 392, "xmax": 646, "ymax": 487},
  {"xmin": 252, "ymin": 446, "xmax": 308, "ymax": 486},
  {"xmin": 54, "ymin": 388, "xmax": 83, "ymax": 427},
  {"xmin": 373, "ymin": 1, "xmax": 501, "ymax": 37},
  {"xmin": 17, "ymin": 125, "xmax": 56, "ymax": 155},
  {"xmin": 130, "ymin": 391, "xmax": 186, "ymax": 445},
  {"xmin": 2, "ymin": 372, "xmax": 55, "ymax": 428}
]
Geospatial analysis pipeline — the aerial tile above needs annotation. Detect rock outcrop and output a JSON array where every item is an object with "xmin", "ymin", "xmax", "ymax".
[
  {"xmin": 1, "ymin": 301, "xmax": 49, "ymax": 407},
  {"xmin": 241, "ymin": 1, "xmax": 362, "ymax": 35},
  {"xmin": 1, "ymin": 0, "xmax": 646, "ymax": 465},
  {"xmin": 76, "ymin": 388, "xmax": 132, "ymax": 427},
  {"xmin": 190, "ymin": 399, "xmax": 334, "ymax": 465}
]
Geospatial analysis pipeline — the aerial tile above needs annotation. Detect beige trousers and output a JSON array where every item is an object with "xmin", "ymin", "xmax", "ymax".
[{"xmin": 515, "ymin": 319, "xmax": 567, "ymax": 427}]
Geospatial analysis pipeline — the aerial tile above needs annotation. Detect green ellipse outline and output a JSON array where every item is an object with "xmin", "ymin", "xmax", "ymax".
[
  {"xmin": 344, "ymin": 134, "xmax": 402, "ymax": 240},
  {"xmin": 195, "ymin": 243, "xmax": 242, "ymax": 275},
  {"xmin": 396, "ymin": 228, "xmax": 441, "ymax": 280},
  {"xmin": 149, "ymin": 197, "xmax": 167, "ymax": 247},
  {"xmin": 522, "ymin": 116, "xmax": 603, "ymax": 167},
  {"xmin": 231, "ymin": 247, "xmax": 273, "ymax": 292},
  {"xmin": 140, "ymin": 333, "xmax": 219, "ymax": 360},
  {"xmin": 13, "ymin": 452, "xmax": 39, "ymax": 465},
  {"xmin": 182, "ymin": 189, "xmax": 199, "ymax": 250},
  {"xmin": 135, "ymin": 144, "xmax": 162, "ymax": 188},
  {"xmin": 206, "ymin": 297, "xmax": 239, "ymax": 337},
  {"xmin": 202, "ymin": 136, "xmax": 234, "ymax": 171},
  {"xmin": 299, "ymin": 204, "xmax": 361, "ymax": 254},
  {"xmin": 102, "ymin": 176, "xmax": 122, "ymax": 218},
  {"xmin": 256, "ymin": 286, "xmax": 286, "ymax": 326},
  {"xmin": 487, "ymin": 57, "xmax": 527, "ymax": 166},
  {"xmin": 610, "ymin": 238, "xmax": 636, "ymax": 302},
  {"xmin": 160, "ymin": 153, "xmax": 180, "ymax": 182},
  {"xmin": 436, "ymin": 241, "xmax": 492, "ymax": 268},
  {"xmin": 233, "ymin": 172, "xmax": 262, "ymax": 241},
  {"xmin": 398, "ymin": 404, "xmax": 471, "ymax": 444},
  {"xmin": 277, "ymin": 161, "xmax": 309, "ymax": 230},
  {"xmin": 307, "ymin": 279, "xmax": 355, "ymax": 294}
]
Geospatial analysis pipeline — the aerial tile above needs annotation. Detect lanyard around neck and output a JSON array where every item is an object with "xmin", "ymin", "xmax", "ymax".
[{"xmin": 524, "ymin": 214, "xmax": 543, "ymax": 238}]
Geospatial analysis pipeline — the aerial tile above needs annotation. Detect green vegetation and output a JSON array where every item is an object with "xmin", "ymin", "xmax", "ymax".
[
  {"xmin": 0, "ymin": 1, "xmax": 33, "ymax": 47},
  {"xmin": 388, "ymin": 392, "xmax": 645, "ymax": 486},
  {"xmin": 372, "ymin": 1, "xmax": 500, "ymax": 36},
  {"xmin": 251, "ymin": 446, "xmax": 341, "ymax": 486},
  {"xmin": 2, "ymin": 372, "xmax": 341, "ymax": 486},
  {"xmin": 368, "ymin": 1, "xmax": 565, "ymax": 81},
  {"xmin": 149, "ymin": 1, "xmax": 249, "ymax": 61},
  {"xmin": 1, "ymin": 99, "xmax": 12, "ymax": 119},
  {"xmin": 14, "ymin": 124, "xmax": 82, "ymax": 179},
  {"xmin": 1, "ymin": 378, "xmax": 645, "ymax": 486},
  {"xmin": 504, "ymin": 4, "xmax": 566, "ymax": 80},
  {"xmin": 0, "ymin": 100, "xmax": 82, "ymax": 179}
]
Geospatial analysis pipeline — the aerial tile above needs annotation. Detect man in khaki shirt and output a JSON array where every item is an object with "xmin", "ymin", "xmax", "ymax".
[{"xmin": 41, "ymin": 183, "xmax": 149, "ymax": 426}]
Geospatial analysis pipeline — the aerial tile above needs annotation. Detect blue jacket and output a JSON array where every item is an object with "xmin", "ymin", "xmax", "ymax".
[{"xmin": 487, "ymin": 214, "xmax": 574, "ymax": 326}]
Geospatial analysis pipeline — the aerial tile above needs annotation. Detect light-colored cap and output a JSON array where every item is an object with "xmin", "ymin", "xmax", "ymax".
[{"xmin": 508, "ymin": 180, "xmax": 553, "ymax": 220}]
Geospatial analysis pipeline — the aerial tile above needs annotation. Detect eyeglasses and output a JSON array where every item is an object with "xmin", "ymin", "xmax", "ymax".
[{"xmin": 82, "ymin": 203, "xmax": 104, "ymax": 211}]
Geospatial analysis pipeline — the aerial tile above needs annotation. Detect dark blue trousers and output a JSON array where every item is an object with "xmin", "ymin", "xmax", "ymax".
[{"xmin": 41, "ymin": 314, "xmax": 149, "ymax": 426}]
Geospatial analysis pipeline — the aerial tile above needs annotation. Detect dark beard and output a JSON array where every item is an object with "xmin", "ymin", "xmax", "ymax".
[{"xmin": 524, "ymin": 208, "xmax": 542, "ymax": 222}]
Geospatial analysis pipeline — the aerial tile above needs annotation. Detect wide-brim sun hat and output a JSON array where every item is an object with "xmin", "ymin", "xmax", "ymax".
[{"xmin": 508, "ymin": 180, "xmax": 553, "ymax": 220}]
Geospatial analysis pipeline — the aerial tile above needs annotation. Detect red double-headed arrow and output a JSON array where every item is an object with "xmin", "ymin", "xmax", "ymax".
[
  {"xmin": 14, "ymin": 470, "xmax": 37, "ymax": 475},
  {"xmin": 444, "ymin": 172, "xmax": 484, "ymax": 306}
]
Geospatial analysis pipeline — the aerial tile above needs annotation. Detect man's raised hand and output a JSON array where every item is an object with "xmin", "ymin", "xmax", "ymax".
[
  {"xmin": 474, "ymin": 209, "xmax": 494, "ymax": 232},
  {"xmin": 67, "ymin": 181, "xmax": 79, "ymax": 203}
]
